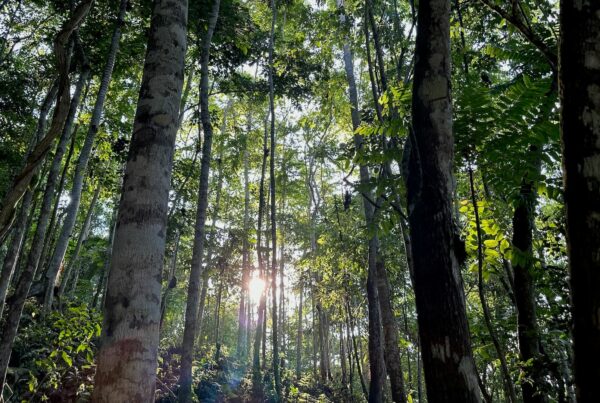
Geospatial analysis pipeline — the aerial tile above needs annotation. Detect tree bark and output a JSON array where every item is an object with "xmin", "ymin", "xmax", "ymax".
[
  {"xmin": 338, "ymin": 3, "xmax": 386, "ymax": 399},
  {"xmin": 43, "ymin": 0, "xmax": 129, "ymax": 311},
  {"xmin": 407, "ymin": 0, "xmax": 481, "ymax": 401},
  {"xmin": 91, "ymin": 0, "xmax": 188, "ymax": 399},
  {"xmin": 177, "ymin": 0, "xmax": 220, "ymax": 398},
  {"xmin": 559, "ymin": 2, "xmax": 600, "ymax": 401}
]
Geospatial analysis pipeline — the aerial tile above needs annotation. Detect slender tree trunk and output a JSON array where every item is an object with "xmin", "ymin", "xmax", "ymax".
[
  {"xmin": 0, "ymin": 189, "xmax": 33, "ymax": 316},
  {"xmin": 91, "ymin": 0, "xmax": 188, "ymax": 399},
  {"xmin": 468, "ymin": 168, "xmax": 517, "ymax": 403},
  {"xmin": 267, "ymin": 0, "xmax": 280, "ymax": 397},
  {"xmin": 0, "ymin": 51, "xmax": 91, "ymax": 394},
  {"xmin": 0, "ymin": 0, "xmax": 92, "ymax": 240},
  {"xmin": 177, "ymin": 0, "xmax": 220, "ymax": 397},
  {"xmin": 559, "ymin": 2, "xmax": 600, "ymax": 401},
  {"xmin": 407, "ymin": 0, "xmax": 480, "ymax": 401},
  {"xmin": 296, "ymin": 275, "xmax": 303, "ymax": 379},
  {"xmin": 92, "ymin": 208, "xmax": 117, "ymax": 310},
  {"xmin": 160, "ymin": 230, "xmax": 180, "ymax": 329},
  {"xmin": 252, "ymin": 114, "xmax": 269, "ymax": 390},
  {"xmin": 237, "ymin": 123, "xmax": 251, "ymax": 358},
  {"xmin": 44, "ymin": 0, "xmax": 129, "ymax": 311},
  {"xmin": 57, "ymin": 184, "xmax": 100, "ymax": 299},
  {"xmin": 0, "ymin": 76, "xmax": 58, "ymax": 312},
  {"xmin": 346, "ymin": 299, "xmax": 368, "ymax": 401}
]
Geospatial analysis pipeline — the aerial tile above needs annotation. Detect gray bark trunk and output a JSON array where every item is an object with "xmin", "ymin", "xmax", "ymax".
[
  {"xmin": 57, "ymin": 184, "xmax": 100, "ymax": 299},
  {"xmin": 44, "ymin": 0, "xmax": 128, "ymax": 311},
  {"xmin": 177, "ymin": 0, "xmax": 220, "ymax": 398},
  {"xmin": 91, "ymin": 0, "xmax": 188, "ymax": 399}
]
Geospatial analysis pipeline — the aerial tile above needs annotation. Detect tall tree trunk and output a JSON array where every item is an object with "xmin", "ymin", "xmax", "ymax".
[
  {"xmin": 237, "ymin": 118, "xmax": 251, "ymax": 358},
  {"xmin": 91, "ymin": 0, "xmax": 188, "ymax": 399},
  {"xmin": 0, "ymin": 48, "xmax": 91, "ymax": 393},
  {"xmin": 0, "ymin": 0, "xmax": 92, "ymax": 241},
  {"xmin": 252, "ymin": 114, "xmax": 269, "ymax": 389},
  {"xmin": 337, "ymin": 2, "xmax": 386, "ymax": 399},
  {"xmin": 178, "ymin": 0, "xmax": 220, "ymax": 398},
  {"xmin": 407, "ymin": 0, "xmax": 480, "ymax": 401},
  {"xmin": 296, "ymin": 274, "xmax": 303, "ymax": 380},
  {"xmin": 57, "ymin": 184, "xmax": 100, "ymax": 299},
  {"xmin": 43, "ymin": 0, "xmax": 129, "ymax": 311},
  {"xmin": 267, "ymin": 0, "xmax": 280, "ymax": 397},
  {"xmin": 0, "ymin": 76, "xmax": 59, "ymax": 313},
  {"xmin": 559, "ymin": 2, "xmax": 600, "ymax": 401},
  {"xmin": 511, "ymin": 177, "xmax": 547, "ymax": 403},
  {"xmin": 346, "ymin": 298, "xmax": 369, "ymax": 401}
]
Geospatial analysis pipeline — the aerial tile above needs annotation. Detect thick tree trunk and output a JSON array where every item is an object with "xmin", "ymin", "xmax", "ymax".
[
  {"xmin": 177, "ymin": 0, "xmax": 220, "ymax": 397},
  {"xmin": 57, "ymin": 184, "xmax": 100, "ymax": 299},
  {"xmin": 43, "ymin": 0, "xmax": 128, "ymax": 311},
  {"xmin": 559, "ymin": 2, "xmax": 600, "ymax": 401},
  {"xmin": 91, "ymin": 0, "xmax": 188, "ymax": 399},
  {"xmin": 0, "ymin": 0, "xmax": 92, "ymax": 241},
  {"xmin": 407, "ymin": 0, "xmax": 480, "ymax": 401}
]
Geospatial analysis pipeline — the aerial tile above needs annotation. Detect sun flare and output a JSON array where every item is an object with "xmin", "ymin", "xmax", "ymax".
[{"xmin": 248, "ymin": 276, "xmax": 266, "ymax": 303}]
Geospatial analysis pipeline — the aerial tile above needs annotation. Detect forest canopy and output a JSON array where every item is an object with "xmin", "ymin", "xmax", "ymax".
[{"xmin": 0, "ymin": 0, "xmax": 598, "ymax": 402}]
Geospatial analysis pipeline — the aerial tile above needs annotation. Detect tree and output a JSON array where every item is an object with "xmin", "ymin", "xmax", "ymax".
[
  {"xmin": 91, "ymin": 0, "xmax": 188, "ymax": 399},
  {"xmin": 559, "ymin": 1, "xmax": 600, "ymax": 400},
  {"xmin": 406, "ymin": 0, "xmax": 481, "ymax": 401}
]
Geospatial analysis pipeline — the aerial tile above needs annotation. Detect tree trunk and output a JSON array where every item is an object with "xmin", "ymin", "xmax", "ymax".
[
  {"xmin": 267, "ymin": 0, "xmax": 280, "ymax": 397},
  {"xmin": 160, "ymin": 230, "xmax": 180, "ymax": 329},
  {"xmin": 43, "ymin": 0, "xmax": 129, "ymax": 311},
  {"xmin": 92, "ymin": 208, "xmax": 117, "ymax": 310},
  {"xmin": 407, "ymin": 0, "xmax": 480, "ymax": 401},
  {"xmin": 296, "ymin": 275, "xmax": 303, "ymax": 380},
  {"xmin": 57, "ymin": 184, "xmax": 100, "ymax": 299},
  {"xmin": 0, "ymin": 52, "xmax": 90, "ymax": 393},
  {"xmin": 559, "ymin": 1, "xmax": 600, "ymax": 401},
  {"xmin": 91, "ymin": 0, "xmax": 188, "ymax": 399},
  {"xmin": 338, "ymin": 12, "xmax": 386, "ymax": 403},
  {"xmin": 252, "ymin": 113, "xmax": 269, "ymax": 389},
  {"xmin": 0, "ymin": 0, "xmax": 92, "ymax": 241},
  {"xmin": 178, "ymin": 0, "xmax": 220, "ymax": 397},
  {"xmin": 346, "ymin": 298, "xmax": 369, "ymax": 401},
  {"xmin": 237, "ymin": 122, "xmax": 251, "ymax": 358}
]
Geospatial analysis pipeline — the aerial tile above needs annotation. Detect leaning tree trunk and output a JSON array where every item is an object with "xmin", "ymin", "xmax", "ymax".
[
  {"xmin": 0, "ymin": 42, "xmax": 91, "ymax": 393},
  {"xmin": 177, "ymin": 0, "xmax": 220, "ymax": 399},
  {"xmin": 91, "ymin": 0, "xmax": 188, "ymax": 399},
  {"xmin": 43, "ymin": 0, "xmax": 129, "ymax": 311},
  {"xmin": 0, "ymin": 78, "xmax": 59, "ymax": 313},
  {"xmin": 559, "ymin": 1, "xmax": 600, "ymax": 400},
  {"xmin": 407, "ymin": 0, "xmax": 481, "ymax": 401},
  {"xmin": 0, "ymin": 0, "xmax": 92, "ymax": 241}
]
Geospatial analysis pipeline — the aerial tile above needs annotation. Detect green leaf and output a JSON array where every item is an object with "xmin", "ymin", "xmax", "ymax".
[{"xmin": 61, "ymin": 351, "xmax": 72, "ymax": 367}]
